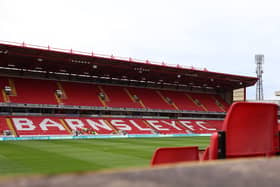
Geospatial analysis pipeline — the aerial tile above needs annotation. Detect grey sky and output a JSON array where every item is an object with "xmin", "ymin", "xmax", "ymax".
[{"xmin": 0, "ymin": 0, "xmax": 279, "ymax": 99}]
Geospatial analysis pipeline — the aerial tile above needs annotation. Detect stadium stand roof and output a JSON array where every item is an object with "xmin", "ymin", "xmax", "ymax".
[{"xmin": 0, "ymin": 41, "xmax": 257, "ymax": 90}]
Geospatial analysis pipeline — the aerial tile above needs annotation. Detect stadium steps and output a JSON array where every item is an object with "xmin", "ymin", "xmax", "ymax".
[
  {"xmin": 100, "ymin": 86, "xmax": 143, "ymax": 108},
  {"xmin": 212, "ymin": 96, "xmax": 226, "ymax": 112},
  {"xmin": 103, "ymin": 119, "xmax": 119, "ymax": 133},
  {"xmin": 216, "ymin": 96, "xmax": 230, "ymax": 111},
  {"xmin": 123, "ymin": 88, "xmax": 144, "ymax": 108},
  {"xmin": 2, "ymin": 90, "xmax": 10, "ymax": 102},
  {"xmin": 126, "ymin": 119, "xmax": 153, "ymax": 134},
  {"xmin": 159, "ymin": 90, "xmax": 201, "ymax": 111},
  {"xmin": 1, "ymin": 78, "xmax": 17, "ymax": 102},
  {"xmin": 142, "ymin": 120, "xmax": 159, "ymax": 134},
  {"xmin": 59, "ymin": 119, "xmax": 73, "ymax": 134},
  {"xmin": 124, "ymin": 88, "xmax": 136, "ymax": 102},
  {"xmin": 186, "ymin": 94, "xmax": 207, "ymax": 111},
  {"xmin": 55, "ymin": 82, "xmax": 68, "ymax": 104},
  {"xmin": 124, "ymin": 88, "xmax": 146, "ymax": 108},
  {"xmin": 191, "ymin": 93, "xmax": 224, "ymax": 112},
  {"xmin": 5, "ymin": 117, "xmax": 18, "ymax": 137},
  {"xmin": 175, "ymin": 121, "xmax": 189, "ymax": 133},
  {"xmin": 97, "ymin": 86, "xmax": 109, "ymax": 107},
  {"xmin": 137, "ymin": 99, "xmax": 146, "ymax": 109},
  {"xmin": 0, "ymin": 117, "xmax": 13, "ymax": 135},
  {"xmin": 54, "ymin": 93, "xmax": 63, "ymax": 105},
  {"xmin": 127, "ymin": 88, "xmax": 173, "ymax": 110},
  {"xmin": 156, "ymin": 91, "xmax": 179, "ymax": 110},
  {"xmin": 8, "ymin": 79, "xmax": 17, "ymax": 96},
  {"xmin": 57, "ymin": 82, "xmax": 68, "ymax": 99}
]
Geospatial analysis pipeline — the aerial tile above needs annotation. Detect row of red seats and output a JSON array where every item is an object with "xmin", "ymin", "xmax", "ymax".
[
  {"xmin": 61, "ymin": 81, "xmax": 102, "ymax": 106},
  {"xmin": 0, "ymin": 76, "xmax": 230, "ymax": 112},
  {"xmin": 0, "ymin": 116, "xmax": 223, "ymax": 137},
  {"xmin": 151, "ymin": 102, "xmax": 280, "ymax": 165}
]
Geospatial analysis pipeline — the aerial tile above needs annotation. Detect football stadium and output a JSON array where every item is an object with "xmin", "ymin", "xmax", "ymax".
[{"xmin": 0, "ymin": 41, "xmax": 279, "ymax": 186}]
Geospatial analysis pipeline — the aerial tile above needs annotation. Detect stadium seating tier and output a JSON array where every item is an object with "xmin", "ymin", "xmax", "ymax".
[
  {"xmin": 0, "ymin": 76, "xmax": 229, "ymax": 112},
  {"xmin": 0, "ymin": 116, "xmax": 223, "ymax": 137},
  {"xmin": 150, "ymin": 102, "xmax": 280, "ymax": 166}
]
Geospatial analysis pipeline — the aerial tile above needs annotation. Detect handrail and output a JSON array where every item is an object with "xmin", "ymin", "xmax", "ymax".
[{"xmin": 0, "ymin": 102, "xmax": 226, "ymax": 114}]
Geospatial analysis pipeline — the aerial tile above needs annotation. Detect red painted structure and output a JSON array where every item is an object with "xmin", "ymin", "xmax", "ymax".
[
  {"xmin": 151, "ymin": 102, "xmax": 280, "ymax": 165},
  {"xmin": 0, "ymin": 41, "xmax": 257, "ymax": 91},
  {"xmin": 2, "ymin": 116, "xmax": 223, "ymax": 137},
  {"xmin": 0, "ymin": 76, "xmax": 231, "ymax": 112},
  {"xmin": 0, "ymin": 41, "xmax": 259, "ymax": 138}
]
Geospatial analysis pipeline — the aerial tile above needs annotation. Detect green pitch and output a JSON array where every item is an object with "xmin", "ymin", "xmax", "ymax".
[{"xmin": 0, "ymin": 137, "xmax": 210, "ymax": 176}]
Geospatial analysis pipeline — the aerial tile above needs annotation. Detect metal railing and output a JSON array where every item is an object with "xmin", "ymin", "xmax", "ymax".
[
  {"xmin": 0, "ymin": 40, "xmax": 208, "ymax": 72},
  {"xmin": 0, "ymin": 102, "xmax": 226, "ymax": 115}
]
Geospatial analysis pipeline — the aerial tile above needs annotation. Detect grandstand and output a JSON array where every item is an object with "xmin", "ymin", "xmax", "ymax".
[{"xmin": 0, "ymin": 41, "xmax": 258, "ymax": 138}]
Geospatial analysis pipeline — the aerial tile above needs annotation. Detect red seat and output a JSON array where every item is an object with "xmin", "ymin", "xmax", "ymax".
[
  {"xmin": 128, "ymin": 87, "xmax": 174, "ymax": 110},
  {"xmin": 8, "ymin": 78, "xmax": 58, "ymax": 105},
  {"xmin": 151, "ymin": 102, "xmax": 280, "ymax": 165},
  {"xmin": 61, "ymin": 82, "xmax": 103, "ymax": 107},
  {"xmin": 101, "ymin": 85, "xmax": 143, "ymax": 109},
  {"xmin": 151, "ymin": 146, "xmax": 199, "ymax": 166},
  {"xmin": 205, "ymin": 102, "xmax": 279, "ymax": 159},
  {"xmin": 190, "ymin": 93, "xmax": 223, "ymax": 112},
  {"xmin": 160, "ymin": 90, "xmax": 203, "ymax": 111}
]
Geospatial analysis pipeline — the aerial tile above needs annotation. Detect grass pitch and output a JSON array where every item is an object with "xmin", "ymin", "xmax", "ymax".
[{"xmin": 0, "ymin": 137, "xmax": 210, "ymax": 176}]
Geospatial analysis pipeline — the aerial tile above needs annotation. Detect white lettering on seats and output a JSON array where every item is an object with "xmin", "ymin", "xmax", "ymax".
[
  {"xmin": 145, "ymin": 120, "xmax": 169, "ymax": 131},
  {"xmin": 39, "ymin": 119, "xmax": 65, "ymax": 131},
  {"xmin": 86, "ymin": 119, "xmax": 112, "ymax": 131},
  {"xmin": 195, "ymin": 121, "xmax": 216, "ymax": 131},
  {"xmin": 64, "ymin": 119, "xmax": 84, "ymax": 130},
  {"xmin": 129, "ymin": 120, "xmax": 151, "ymax": 131},
  {"xmin": 161, "ymin": 120, "xmax": 182, "ymax": 130},
  {"xmin": 12, "ymin": 118, "xmax": 36, "ymax": 131},
  {"xmin": 178, "ymin": 121, "xmax": 195, "ymax": 131},
  {"xmin": 110, "ymin": 120, "xmax": 131, "ymax": 131}
]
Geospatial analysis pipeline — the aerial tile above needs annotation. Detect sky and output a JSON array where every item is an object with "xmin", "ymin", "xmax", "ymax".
[{"xmin": 0, "ymin": 0, "xmax": 279, "ymax": 100}]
